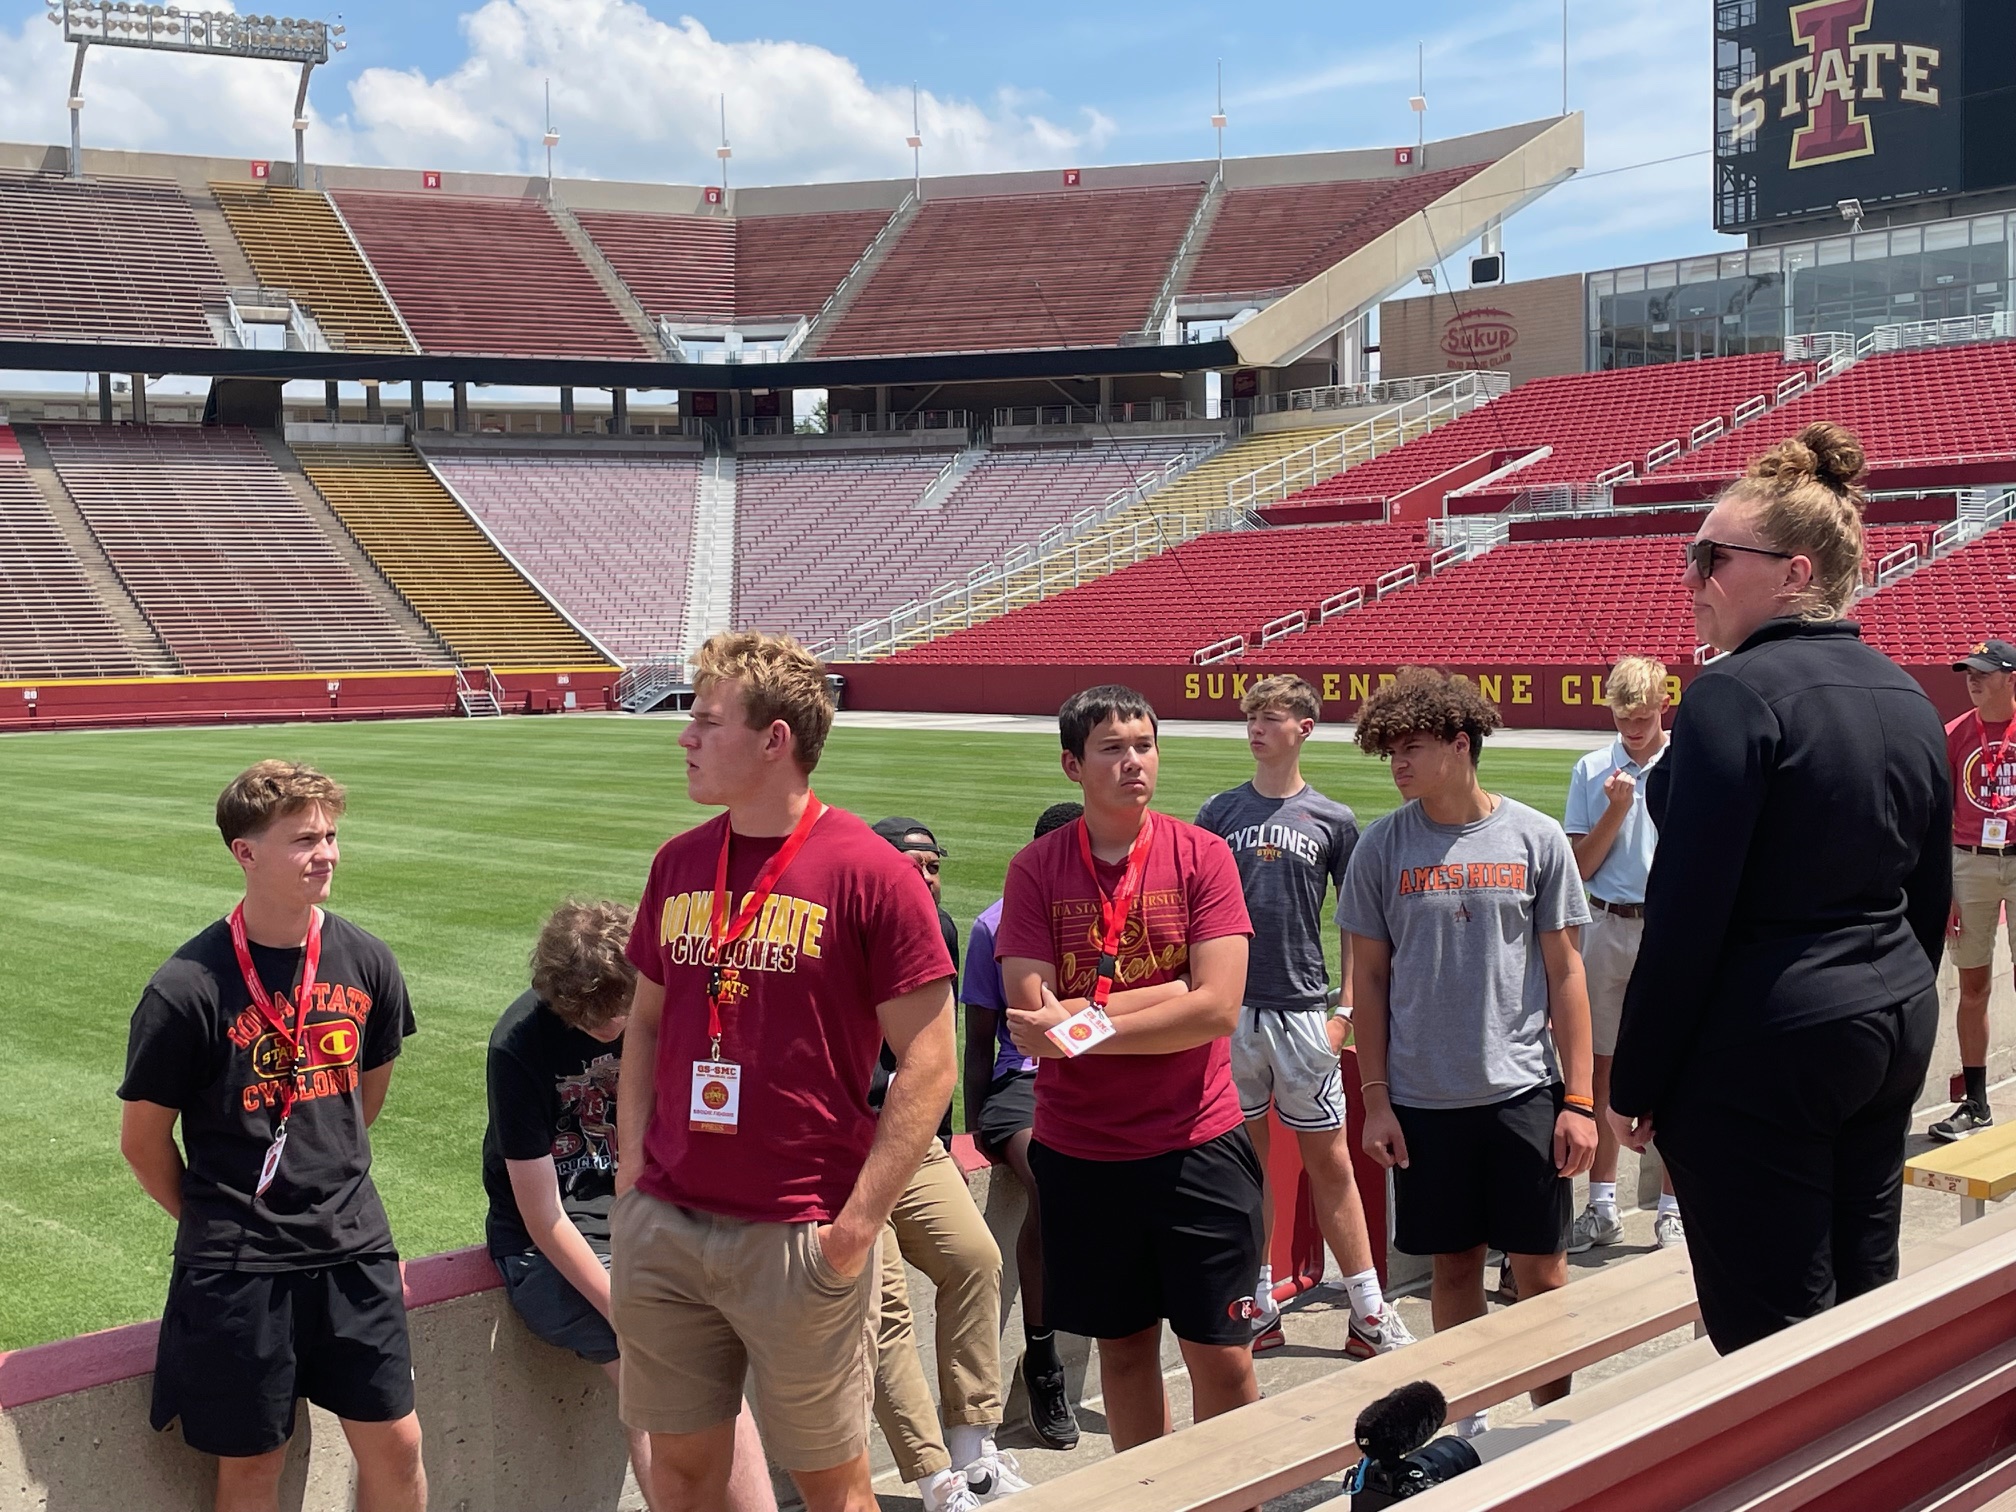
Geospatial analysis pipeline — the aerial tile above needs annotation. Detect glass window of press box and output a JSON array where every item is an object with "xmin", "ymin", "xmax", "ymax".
[{"xmin": 1589, "ymin": 214, "xmax": 2015, "ymax": 370}]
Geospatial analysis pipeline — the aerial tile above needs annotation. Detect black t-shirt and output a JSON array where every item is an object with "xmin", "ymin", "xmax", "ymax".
[
  {"xmin": 117, "ymin": 911, "xmax": 415, "ymax": 1271},
  {"xmin": 868, "ymin": 906, "xmax": 959, "ymax": 1145},
  {"xmin": 482, "ymin": 990, "xmax": 623, "ymax": 1257}
]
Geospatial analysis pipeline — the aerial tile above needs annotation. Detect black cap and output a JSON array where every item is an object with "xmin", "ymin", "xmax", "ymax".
[
  {"xmin": 871, "ymin": 817, "xmax": 945, "ymax": 855},
  {"xmin": 1954, "ymin": 639, "xmax": 2016, "ymax": 674}
]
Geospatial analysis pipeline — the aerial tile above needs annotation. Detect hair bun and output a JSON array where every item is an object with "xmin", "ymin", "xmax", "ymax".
[{"xmin": 1746, "ymin": 421, "xmax": 1866, "ymax": 501}]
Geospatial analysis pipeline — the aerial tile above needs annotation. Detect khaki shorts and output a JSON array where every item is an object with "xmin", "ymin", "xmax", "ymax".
[
  {"xmin": 1583, "ymin": 907, "xmax": 1643, "ymax": 1058},
  {"xmin": 609, "ymin": 1189, "xmax": 879, "ymax": 1472},
  {"xmin": 1952, "ymin": 847, "xmax": 2016, "ymax": 972}
]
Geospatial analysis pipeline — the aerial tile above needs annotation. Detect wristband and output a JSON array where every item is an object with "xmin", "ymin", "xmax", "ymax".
[
  {"xmin": 1562, "ymin": 1102, "xmax": 1597, "ymax": 1120},
  {"xmin": 1360, "ymin": 1079, "xmax": 1390, "ymax": 1093},
  {"xmin": 1563, "ymin": 1093, "xmax": 1595, "ymax": 1109}
]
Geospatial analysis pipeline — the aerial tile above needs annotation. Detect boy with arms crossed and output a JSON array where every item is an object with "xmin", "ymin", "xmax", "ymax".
[
  {"xmin": 614, "ymin": 632, "xmax": 956, "ymax": 1512},
  {"xmin": 997, "ymin": 686, "xmax": 1262, "ymax": 1452},
  {"xmin": 1339, "ymin": 671, "xmax": 1596, "ymax": 1431},
  {"xmin": 119, "ymin": 761, "xmax": 424, "ymax": 1512},
  {"xmin": 1196, "ymin": 675, "xmax": 1413, "ymax": 1356}
]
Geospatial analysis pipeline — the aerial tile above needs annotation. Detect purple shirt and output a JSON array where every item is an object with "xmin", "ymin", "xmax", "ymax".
[{"xmin": 963, "ymin": 900, "xmax": 1035, "ymax": 1079}]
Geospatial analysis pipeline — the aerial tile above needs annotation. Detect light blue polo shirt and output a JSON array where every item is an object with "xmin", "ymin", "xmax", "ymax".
[{"xmin": 1563, "ymin": 738, "xmax": 1662, "ymax": 906}]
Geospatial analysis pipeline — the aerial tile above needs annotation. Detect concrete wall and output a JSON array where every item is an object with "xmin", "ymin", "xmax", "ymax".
[{"xmin": 1378, "ymin": 274, "xmax": 1587, "ymax": 387}]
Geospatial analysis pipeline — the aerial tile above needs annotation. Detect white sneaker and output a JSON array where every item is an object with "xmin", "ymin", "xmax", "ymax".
[
  {"xmin": 1345, "ymin": 1305, "xmax": 1418, "ymax": 1359},
  {"xmin": 1654, "ymin": 1210, "xmax": 1686, "ymax": 1248},
  {"xmin": 962, "ymin": 1448, "xmax": 1031, "ymax": 1499},
  {"xmin": 921, "ymin": 1471, "xmax": 983, "ymax": 1512}
]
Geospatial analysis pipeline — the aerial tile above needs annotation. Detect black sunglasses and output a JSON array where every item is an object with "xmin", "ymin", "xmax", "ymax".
[
  {"xmin": 1687, "ymin": 539, "xmax": 1794, "ymax": 579},
  {"xmin": 919, "ymin": 857, "xmax": 941, "ymax": 875}
]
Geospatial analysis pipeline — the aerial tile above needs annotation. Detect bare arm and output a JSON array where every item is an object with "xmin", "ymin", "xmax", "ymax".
[
  {"xmin": 614, "ymin": 974, "xmax": 664, "ymax": 1197},
  {"xmin": 1349, "ymin": 933, "xmax": 1407, "ymax": 1169},
  {"xmin": 361, "ymin": 1062, "xmax": 395, "ymax": 1126},
  {"xmin": 1539, "ymin": 927, "xmax": 1597, "ymax": 1176},
  {"xmin": 120, "ymin": 1099, "xmax": 185, "ymax": 1220},
  {"xmin": 1569, "ymin": 771, "xmax": 1637, "ymax": 880},
  {"xmin": 1002, "ymin": 937, "xmax": 1245, "ymax": 1057},
  {"xmin": 507, "ymin": 1156, "xmax": 615, "ymax": 1319},
  {"xmin": 821, "ymin": 976, "xmax": 957, "ymax": 1276},
  {"xmin": 1328, "ymin": 928, "xmax": 1355, "ymax": 1055},
  {"xmin": 963, "ymin": 1003, "xmax": 999, "ymax": 1137}
]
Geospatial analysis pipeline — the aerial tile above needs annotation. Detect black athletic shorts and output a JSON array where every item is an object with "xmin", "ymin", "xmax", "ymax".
[
  {"xmin": 494, "ymin": 1246, "xmax": 620, "ymax": 1364},
  {"xmin": 975, "ymin": 1069, "xmax": 1037, "ymax": 1160},
  {"xmin": 151, "ymin": 1256, "xmax": 415, "ymax": 1458},
  {"xmin": 1391, "ymin": 1083, "xmax": 1572, "ymax": 1258},
  {"xmin": 1030, "ymin": 1126, "xmax": 1265, "ymax": 1345}
]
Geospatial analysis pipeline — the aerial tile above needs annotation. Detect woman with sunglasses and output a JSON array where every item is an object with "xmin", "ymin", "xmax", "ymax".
[{"xmin": 1606, "ymin": 421, "xmax": 1951, "ymax": 1355}]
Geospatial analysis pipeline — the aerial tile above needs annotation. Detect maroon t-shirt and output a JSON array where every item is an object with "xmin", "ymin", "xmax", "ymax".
[
  {"xmin": 1948, "ymin": 710, "xmax": 2016, "ymax": 847},
  {"xmin": 994, "ymin": 814, "xmax": 1252, "ymax": 1161},
  {"xmin": 625, "ymin": 804, "xmax": 954, "ymax": 1224}
]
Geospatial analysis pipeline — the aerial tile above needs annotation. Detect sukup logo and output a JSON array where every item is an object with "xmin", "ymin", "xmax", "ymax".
[
  {"xmin": 1442, "ymin": 308, "xmax": 1517, "ymax": 366},
  {"xmin": 1728, "ymin": 0, "xmax": 1942, "ymax": 169}
]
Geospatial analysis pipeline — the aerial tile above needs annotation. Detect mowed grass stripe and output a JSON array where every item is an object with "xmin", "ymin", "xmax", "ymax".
[{"xmin": 0, "ymin": 716, "xmax": 1580, "ymax": 1348}]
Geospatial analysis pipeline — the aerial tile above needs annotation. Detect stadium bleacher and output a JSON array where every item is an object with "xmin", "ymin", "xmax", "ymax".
[
  {"xmin": 734, "ymin": 438, "xmax": 1202, "ymax": 643},
  {"xmin": 329, "ymin": 190, "xmax": 651, "ymax": 359},
  {"xmin": 1856, "ymin": 522, "xmax": 2016, "ymax": 664},
  {"xmin": 569, "ymin": 208, "xmax": 736, "ymax": 323},
  {"xmin": 886, "ymin": 521, "xmax": 1429, "ymax": 665},
  {"xmin": 816, "ymin": 186, "xmax": 1206, "ymax": 357},
  {"xmin": 292, "ymin": 444, "xmax": 610, "ymax": 667},
  {"xmin": 1628, "ymin": 340, "xmax": 2016, "ymax": 498},
  {"xmin": 1185, "ymin": 165, "xmax": 1487, "ymax": 298},
  {"xmin": 429, "ymin": 451, "xmax": 703, "ymax": 662},
  {"xmin": 0, "ymin": 172, "xmax": 224, "ymax": 347},
  {"xmin": 1265, "ymin": 355, "xmax": 1802, "ymax": 520},
  {"xmin": 40, "ymin": 425, "xmax": 438, "ymax": 675},
  {"xmin": 210, "ymin": 183, "xmax": 413, "ymax": 352},
  {"xmin": 735, "ymin": 209, "xmax": 894, "ymax": 320},
  {"xmin": 0, "ymin": 425, "xmax": 143, "ymax": 679}
]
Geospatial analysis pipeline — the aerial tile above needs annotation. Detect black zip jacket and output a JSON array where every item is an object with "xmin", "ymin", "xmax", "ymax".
[{"xmin": 1610, "ymin": 617, "xmax": 1950, "ymax": 1117}]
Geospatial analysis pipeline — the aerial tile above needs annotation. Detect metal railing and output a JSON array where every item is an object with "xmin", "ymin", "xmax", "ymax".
[
  {"xmin": 1374, "ymin": 563, "xmax": 1418, "ymax": 599},
  {"xmin": 1193, "ymin": 633, "xmax": 1245, "ymax": 666},
  {"xmin": 1932, "ymin": 489, "xmax": 2016, "ymax": 558},
  {"xmin": 1252, "ymin": 370, "xmax": 1511, "ymax": 418},
  {"xmin": 657, "ymin": 316, "xmax": 810, "ymax": 365},
  {"xmin": 827, "ymin": 408, "xmax": 974, "ymax": 435},
  {"xmin": 1225, "ymin": 372, "xmax": 1501, "ymax": 514},
  {"xmin": 802, "ymin": 191, "xmax": 916, "ymax": 345},
  {"xmin": 1138, "ymin": 174, "xmax": 1221, "ymax": 343},
  {"xmin": 991, "ymin": 401, "xmax": 1199, "ymax": 427},
  {"xmin": 614, "ymin": 657, "xmax": 688, "ymax": 712},
  {"xmin": 1871, "ymin": 310, "xmax": 2016, "ymax": 352},
  {"xmin": 1318, "ymin": 586, "xmax": 1363, "ymax": 622},
  {"xmin": 1259, "ymin": 609, "xmax": 1307, "ymax": 645}
]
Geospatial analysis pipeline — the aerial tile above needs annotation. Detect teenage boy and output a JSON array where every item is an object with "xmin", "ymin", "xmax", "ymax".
[
  {"xmin": 964, "ymin": 801, "xmax": 1083, "ymax": 1453},
  {"xmin": 1561, "ymin": 657, "xmax": 1684, "ymax": 1247},
  {"xmin": 996, "ymin": 685, "xmax": 1262, "ymax": 1453},
  {"xmin": 866, "ymin": 817, "xmax": 1018, "ymax": 1512},
  {"xmin": 119, "ymin": 761, "xmax": 425, "ymax": 1512},
  {"xmin": 1195, "ymin": 674, "xmax": 1414, "ymax": 1358},
  {"xmin": 485, "ymin": 899, "xmax": 776, "ymax": 1512},
  {"xmin": 614, "ymin": 631, "xmax": 957, "ymax": 1512},
  {"xmin": 1935, "ymin": 638, "xmax": 2016, "ymax": 1140},
  {"xmin": 1339, "ymin": 670, "xmax": 1596, "ymax": 1427}
]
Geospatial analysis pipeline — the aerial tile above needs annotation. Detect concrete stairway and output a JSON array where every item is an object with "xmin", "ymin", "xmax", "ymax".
[
  {"xmin": 794, "ymin": 196, "xmax": 922, "ymax": 359},
  {"xmin": 13, "ymin": 425, "xmax": 178, "ymax": 675},
  {"xmin": 183, "ymin": 182, "xmax": 261, "ymax": 289},
  {"xmin": 681, "ymin": 453, "xmax": 738, "ymax": 661},
  {"xmin": 545, "ymin": 198, "xmax": 667, "ymax": 355}
]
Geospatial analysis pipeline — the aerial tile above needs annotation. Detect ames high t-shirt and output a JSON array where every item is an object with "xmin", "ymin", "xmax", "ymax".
[
  {"xmin": 626, "ymin": 805, "xmax": 954, "ymax": 1225},
  {"xmin": 1336, "ymin": 797, "xmax": 1588, "ymax": 1109},
  {"xmin": 1947, "ymin": 711, "xmax": 2016, "ymax": 847},
  {"xmin": 118, "ymin": 911, "xmax": 415, "ymax": 1271},
  {"xmin": 483, "ymin": 990, "xmax": 622, "ymax": 1257},
  {"xmin": 1195, "ymin": 782, "xmax": 1357, "ymax": 1011},
  {"xmin": 994, "ymin": 815, "xmax": 1253, "ymax": 1161}
]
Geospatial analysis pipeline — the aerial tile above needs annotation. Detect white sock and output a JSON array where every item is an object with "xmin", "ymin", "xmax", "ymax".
[
  {"xmin": 1254, "ymin": 1264, "xmax": 1277, "ymax": 1315},
  {"xmin": 1455, "ymin": 1411, "xmax": 1489, "ymax": 1440},
  {"xmin": 946, "ymin": 1425, "xmax": 989, "ymax": 1467},
  {"xmin": 1658, "ymin": 1193, "xmax": 1681, "ymax": 1217},
  {"xmin": 1342, "ymin": 1267, "xmax": 1385, "ymax": 1324},
  {"xmin": 1589, "ymin": 1181, "xmax": 1618, "ymax": 1213},
  {"xmin": 918, "ymin": 1468, "xmax": 961, "ymax": 1510}
]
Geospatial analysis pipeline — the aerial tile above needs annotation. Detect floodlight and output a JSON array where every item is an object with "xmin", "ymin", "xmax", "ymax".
[
  {"xmin": 1416, "ymin": 267, "xmax": 1436, "ymax": 286},
  {"xmin": 1209, "ymin": 112, "xmax": 1226, "ymax": 128},
  {"xmin": 1837, "ymin": 198, "xmax": 1864, "ymax": 221},
  {"xmin": 1409, "ymin": 94, "xmax": 1427, "ymax": 112},
  {"xmin": 716, "ymin": 145, "xmax": 732, "ymax": 159},
  {"xmin": 905, "ymin": 134, "xmax": 922, "ymax": 149}
]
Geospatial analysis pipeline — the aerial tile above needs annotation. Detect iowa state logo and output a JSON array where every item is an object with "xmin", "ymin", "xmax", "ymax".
[{"xmin": 1728, "ymin": 0, "xmax": 1942, "ymax": 169}]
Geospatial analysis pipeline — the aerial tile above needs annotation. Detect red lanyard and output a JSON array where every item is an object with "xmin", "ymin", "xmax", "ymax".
[
  {"xmin": 707, "ymin": 795, "xmax": 825, "ymax": 1056},
  {"xmin": 1980, "ymin": 715, "xmax": 2016, "ymax": 814},
  {"xmin": 1075, "ymin": 813, "xmax": 1156, "ymax": 1009},
  {"xmin": 228, "ymin": 901, "xmax": 322, "ymax": 1126}
]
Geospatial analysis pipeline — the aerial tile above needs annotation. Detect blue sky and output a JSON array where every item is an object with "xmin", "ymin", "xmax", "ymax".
[{"xmin": 0, "ymin": 0, "xmax": 1730, "ymax": 286}]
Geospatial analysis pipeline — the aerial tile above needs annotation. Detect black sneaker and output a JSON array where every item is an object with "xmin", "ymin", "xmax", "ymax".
[
  {"xmin": 1022, "ymin": 1353, "xmax": 1080, "ymax": 1451},
  {"xmin": 1931, "ymin": 1100, "xmax": 1994, "ymax": 1142}
]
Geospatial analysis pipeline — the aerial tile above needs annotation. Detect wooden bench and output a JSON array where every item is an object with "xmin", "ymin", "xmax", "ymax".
[
  {"xmin": 1006, "ymin": 1245, "xmax": 1700, "ymax": 1512},
  {"xmin": 1907, "ymin": 1122, "xmax": 2016, "ymax": 1221}
]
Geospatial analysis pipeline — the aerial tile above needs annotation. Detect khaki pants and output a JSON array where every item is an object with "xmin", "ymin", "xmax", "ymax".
[
  {"xmin": 610, "ymin": 1188, "xmax": 879, "ymax": 1473},
  {"xmin": 1583, "ymin": 907, "xmax": 1645, "ymax": 1058},
  {"xmin": 872, "ymin": 1140, "xmax": 1004, "ymax": 1482},
  {"xmin": 1952, "ymin": 847, "xmax": 2016, "ymax": 971}
]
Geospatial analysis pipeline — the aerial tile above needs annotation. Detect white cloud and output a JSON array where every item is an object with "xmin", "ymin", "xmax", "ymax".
[{"xmin": 0, "ymin": 1, "xmax": 1117, "ymax": 185}]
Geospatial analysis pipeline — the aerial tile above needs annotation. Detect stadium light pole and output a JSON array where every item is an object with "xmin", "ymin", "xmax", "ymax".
[
  {"xmin": 717, "ymin": 94, "xmax": 731, "ymax": 195},
  {"xmin": 1210, "ymin": 60, "xmax": 1226, "ymax": 181},
  {"xmin": 543, "ymin": 79, "xmax": 559, "ymax": 200},
  {"xmin": 1562, "ymin": 0, "xmax": 1569, "ymax": 117},
  {"xmin": 906, "ymin": 83, "xmax": 922, "ymax": 203},
  {"xmin": 45, "ymin": 1, "xmax": 344, "ymax": 183},
  {"xmin": 1410, "ymin": 44, "xmax": 1427, "ymax": 155}
]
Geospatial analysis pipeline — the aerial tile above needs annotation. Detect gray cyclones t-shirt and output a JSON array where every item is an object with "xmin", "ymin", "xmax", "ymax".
[
  {"xmin": 1336, "ymin": 796, "xmax": 1589, "ymax": 1109},
  {"xmin": 1197, "ymin": 781, "xmax": 1358, "ymax": 1011}
]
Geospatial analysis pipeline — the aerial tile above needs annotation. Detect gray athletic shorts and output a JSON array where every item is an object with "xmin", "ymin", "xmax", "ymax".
[{"xmin": 1230, "ymin": 1006, "xmax": 1345, "ymax": 1131}]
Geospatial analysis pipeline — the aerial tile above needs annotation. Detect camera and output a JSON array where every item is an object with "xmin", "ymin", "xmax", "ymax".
[{"xmin": 1346, "ymin": 1381, "xmax": 1481, "ymax": 1508}]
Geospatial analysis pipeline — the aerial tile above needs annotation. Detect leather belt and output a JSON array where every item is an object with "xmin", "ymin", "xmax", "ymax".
[{"xmin": 1589, "ymin": 896, "xmax": 1646, "ymax": 920}]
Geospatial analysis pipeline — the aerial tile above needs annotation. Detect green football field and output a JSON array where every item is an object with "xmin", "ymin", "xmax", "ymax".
[{"xmin": 0, "ymin": 715, "xmax": 1582, "ymax": 1350}]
